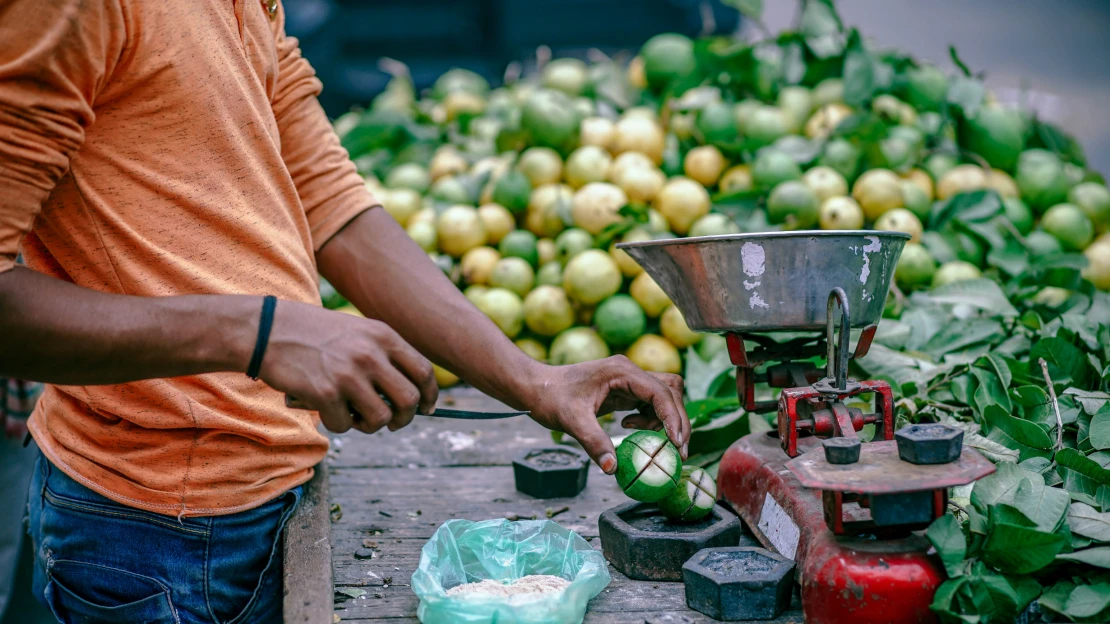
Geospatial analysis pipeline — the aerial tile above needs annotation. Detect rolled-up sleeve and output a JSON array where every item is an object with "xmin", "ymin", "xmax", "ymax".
[
  {"xmin": 0, "ymin": 0, "xmax": 125, "ymax": 273},
  {"xmin": 270, "ymin": 2, "xmax": 380, "ymax": 251}
]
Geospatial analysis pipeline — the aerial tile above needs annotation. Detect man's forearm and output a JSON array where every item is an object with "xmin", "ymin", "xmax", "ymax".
[
  {"xmin": 0, "ymin": 267, "xmax": 256, "ymax": 384},
  {"xmin": 316, "ymin": 208, "xmax": 542, "ymax": 409}
]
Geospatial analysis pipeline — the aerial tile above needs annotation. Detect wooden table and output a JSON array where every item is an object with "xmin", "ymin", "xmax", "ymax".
[{"xmin": 287, "ymin": 387, "xmax": 802, "ymax": 623}]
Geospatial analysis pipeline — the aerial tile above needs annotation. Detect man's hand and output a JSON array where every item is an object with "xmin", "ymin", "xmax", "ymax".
[
  {"xmin": 520, "ymin": 356, "xmax": 690, "ymax": 474},
  {"xmin": 259, "ymin": 300, "xmax": 438, "ymax": 435}
]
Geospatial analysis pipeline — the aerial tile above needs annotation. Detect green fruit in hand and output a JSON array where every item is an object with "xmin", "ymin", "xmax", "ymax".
[
  {"xmin": 658, "ymin": 466, "xmax": 717, "ymax": 522},
  {"xmin": 697, "ymin": 101, "xmax": 738, "ymax": 146},
  {"xmin": 521, "ymin": 89, "xmax": 581, "ymax": 152},
  {"xmin": 1016, "ymin": 149, "xmax": 1071, "ymax": 211},
  {"xmin": 594, "ymin": 295, "xmax": 648, "ymax": 348},
  {"xmin": 641, "ymin": 34, "xmax": 696, "ymax": 90},
  {"xmin": 555, "ymin": 228, "xmax": 595, "ymax": 264},
  {"xmin": 1025, "ymin": 229, "xmax": 1064, "ymax": 256},
  {"xmin": 1002, "ymin": 197, "xmax": 1034, "ymax": 235},
  {"xmin": 488, "ymin": 257, "xmax": 535, "ymax": 297},
  {"xmin": 895, "ymin": 242, "xmax": 937, "ymax": 288},
  {"xmin": 523, "ymin": 285, "xmax": 575, "ymax": 337},
  {"xmin": 752, "ymin": 149, "xmax": 802, "ymax": 189},
  {"xmin": 492, "ymin": 170, "xmax": 533, "ymax": 214},
  {"xmin": 1069, "ymin": 182, "xmax": 1110, "ymax": 231},
  {"xmin": 818, "ymin": 138, "xmax": 861, "ymax": 181},
  {"xmin": 1041, "ymin": 203, "xmax": 1094, "ymax": 251},
  {"xmin": 767, "ymin": 181, "xmax": 820, "ymax": 229},
  {"xmin": 549, "ymin": 327, "xmax": 610, "ymax": 365},
  {"xmin": 904, "ymin": 63, "xmax": 949, "ymax": 111},
  {"xmin": 932, "ymin": 261, "xmax": 982, "ymax": 288},
  {"xmin": 499, "ymin": 229, "xmax": 540, "ymax": 267},
  {"xmin": 615, "ymin": 430, "xmax": 682, "ymax": 503},
  {"xmin": 965, "ymin": 106, "xmax": 1026, "ymax": 172}
]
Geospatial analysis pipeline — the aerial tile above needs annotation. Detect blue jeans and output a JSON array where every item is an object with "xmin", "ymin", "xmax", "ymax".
[{"xmin": 26, "ymin": 456, "xmax": 301, "ymax": 623}]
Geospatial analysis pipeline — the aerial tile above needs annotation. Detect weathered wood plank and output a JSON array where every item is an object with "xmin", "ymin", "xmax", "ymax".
[{"xmin": 284, "ymin": 464, "xmax": 334, "ymax": 624}]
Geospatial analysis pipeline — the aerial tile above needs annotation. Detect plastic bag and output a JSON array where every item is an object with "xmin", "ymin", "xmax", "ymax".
[{"xmin": 411, "ymin": 518, "xmax": 611, "ymax": 624}]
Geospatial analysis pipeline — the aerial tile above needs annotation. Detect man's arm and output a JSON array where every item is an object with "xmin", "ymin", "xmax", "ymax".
[{"xmin": 317, "ymin": 208, "xmax": 691, "ymax": 471}]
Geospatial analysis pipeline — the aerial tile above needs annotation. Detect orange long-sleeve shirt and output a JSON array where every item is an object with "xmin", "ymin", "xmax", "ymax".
[{"xmin": 0, "ymin": 0, "xmax": 375, "ymax": 516}]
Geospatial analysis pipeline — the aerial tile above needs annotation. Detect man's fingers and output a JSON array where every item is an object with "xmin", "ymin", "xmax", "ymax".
[
  {"xmin": 565, "ymin": 414, "xmax": 618, "ymax": 474},
  {"xmin": 379, "ymin": 326, "xmax": 439, "ymax": 414},
  {"xmin": 615, "ymin": 365, "xmax": 688, "ymax": 457},
  {"xmin": 373, "ymin": 366, "xmax": 421, "ymax": 432},
  {"xmin": 347, "ymin": 386, "xmax": 393, "ymax": 434},
  {"xmin": 317, "ymin": 400, "xmax": 355, "ymax": 434},
  {"xmin": 652, "ymin": 372, "xmax": 685, "ymax": 396},
  {"xmin": 621, "ymin": 413, "xmax": 664, "ymax": 431}
]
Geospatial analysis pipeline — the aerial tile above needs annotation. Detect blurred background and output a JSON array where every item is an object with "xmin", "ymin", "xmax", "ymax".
[{"xmin": 285, "ymin": 0, "xmax": 1110, "ymax": 174}]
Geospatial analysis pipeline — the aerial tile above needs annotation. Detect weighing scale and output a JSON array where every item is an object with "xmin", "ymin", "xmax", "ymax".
[{"xmin": 619, "ymin": 231, "xmax": 995, "ymax": 624}]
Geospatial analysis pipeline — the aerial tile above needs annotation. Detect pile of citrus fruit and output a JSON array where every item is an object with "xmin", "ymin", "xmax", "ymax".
[{"xmin": 328, "ymin": 13, "xmax": 1110, "ymax": 385}]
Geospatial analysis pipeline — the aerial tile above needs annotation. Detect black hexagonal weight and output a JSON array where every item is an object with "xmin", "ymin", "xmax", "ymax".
[
  {"xmin": 895, "ymin": 423, "xmax": 964, "ymax": 465},
  {"xmin": 822, "ymin": 437, "xmax": 861, "ymax": 464},
  {"xmin": 599, "ymin": 501, "xmax": 742, "ymax": 581},
  {"xmin": 512, "ymin": 447, "xmax": 590, "ymax": 499},
  {"xmin": 682, "ymin": 547, "xmax": 796, "ymax": 621}
]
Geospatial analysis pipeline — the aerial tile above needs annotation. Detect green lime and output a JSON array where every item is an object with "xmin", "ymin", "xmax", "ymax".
[
  {"xmin": 733, "ymin": 99, "xmax": 762, "ymax": 132},
  {"xmin": 1041, "ymin": 203, "xmax": 1094, "ymax": 251},
  {"xmin": 522, "ymin": 285, "xmax": 575, "ymax": 337},
  {"xmin": 965, "ymin": 106, "xmax": 1026, "ymax": 172},
  {"xmin": 1016, "ymin": 149, "xmax": 1071, "ymax": 212},
  {"xmin": 615, "ymin": 430, "xmax": 681, "ymax": 503},
  {"xmin": 1025, "ymin": 229, "xmax": 1064, "ymax": 256},
  {"xmin": 777, "ymin": 86, "xmax": 813, "ymax": 134},
  {"xmin": 641, "ymin": 34, "xmax": 696, "ymax": 91},
  {"xmin": 430, "ymin": 176, "xmax": 471, "ymax": 205},
  {"xmin": 594, "ymin": 295, "xmax": 648, "ymax": 348},
  {"xmin": 1068, "ymin": 182, "xmax": 1110, "ymax": 231},
  {"xmin": 535, "ymin": 261, "xmax": 563, "ymax": 286},
  {"xmin": 904, "ymin": 63, "xmax": 949, "ymax": 111},
  {"xmin": 744, "ymin": 106, "xmax": 789, "ymax": 148},
  {"xmin": 877, "ymin": 136, "xmax": 917, "ymax": 172},
  {"xmin": 549, "ymin": 327, "xmax": 610, "ymax": 365},
  {"xmin": 476, "ymin": 287, "xmax": 524, "ymax": 338},
  {"xmin": 385, "ymin": 163, "xmax": 431, "ymax": 194},
  {"xmin": 521, "ymin": 89, "xmax": 581, "ymax": 153},
  {"xmin": 658, "ymin": 465, "xmax": 716, "ymax": 522},
  {"xmin": 932, "ymin": 261, "xmax": 982, "ymax": 288},
  {"xmin": 488, "ymin": 257, "xmax": 535, "ymax": 297},
  {"xmin": 812, "ymin": 78, "xmax": 844, "ymax": 108},
  {"xmin": 696, "ymin": 101, "xmax": 738, "ymax": 146},
  {"xmin": 499, "ymin": 229, "xmax": 540, "ymax": 267},
  {"xmin": 563, "ymin": 249, "xmax": 622, "ymax": 305},
  {"xmin": 818, "ymin": 138, "xmax": 861, "ymax": 181},
  {"xmin": 1002, "ymin": 197, "xmax": 1034, "ymax": 235},
  {"xmin": 688, "ymin": 213, "xmax": 740, "ymax": 238},
  {"xmin": 900, "ymin": 180, "xmax": 931, "ymax": 221},
  {"xmin": 696, "ymin": 333, "xmax": 728, "ymax": 362},
  {"xmin": 555, "ymin": 228, "xmax": 595, "ymax": 264},
  {"xmin": 924, "ymin": 153, "xmax": 959, "ymax": 182},
  {"xmin": 433, "ymin": 68, "xmax": 490, "ymax": 99},
  {"xmin": 767, "ymin": 181, "xmax": 820, "ymax": 229},
  {"xmin": 752, "ymin": 149, "xmax": 802, "ymax": 189},
  {"xmin": 542, "ymin": 58, "xmax": 588, "ymax": 96},
  {"xmin": 491, "ymin": 170, "xmax": 532, "ymax": 214},
  {"xmin": 895, "ymin": 242, "xmax": 937, "ymax": 289}
]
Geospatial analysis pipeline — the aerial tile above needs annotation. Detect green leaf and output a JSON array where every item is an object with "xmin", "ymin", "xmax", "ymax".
[
  {"xmin": 981, "ymin": 508, "xmax": 1067, "ymax": 573},
  {"xmin": 1098, "ymin": 486, "xmax": 1110, "ymax": 512},
  {"xmin": 1057, "ymin": 547, "xmax": 1110, "ymax": 569},
  {"xmin": 971, "ymin": 462, "xmax": 1041, "ymax": 514},
  {"xmin": 922, "ymin": 318, "xmax": 1005, "ymax": 360},
  {"xmin": 1057, "ymin": 449, "xmax": 1110, "ymax": 487},
  {"xmin": 929, "ymin": 190, "xmax": 1003, "ymax": 230},
  {"xmin": 1064, "ymin": 582, "xmax": 1110, "ymax": 620},
  {"xmin": 977, "ymin": 354, "xmax": 1013, "ymax": 391},
  {"xmin": 972, "ymin": 368, "xmax": 1013, "ymax": 417},
  {"xmin": 1065, "ymin": 389, "xmax": 1110, "ymax": 416},
  {"xmin": 1039, "ymin": 581, "xmax": 1076, "ymax": 618},
  {"xmin": 1032, "ymin": 336, "xmax": 1096, "ymax": 389},
  {"xmin": 987, "ymin": 238, "xmax": 1032, "ymax": 277},
  {"xmin": 1068, "ymin": 502, "xmax": 1110, "ymax": 542},
  {"xmin": 948, "ymin": 45, "xmax": 973, "ymax": 77},
  {"xmin": 964, "ymin": 432, "xmax": 1020, "ymax": 464},
  {"xmin": 947, "ymin": 76, "xmax": 985, "ymax": 116},
  {"xmin": 683, "ymin": 346, "xmax": 734, "ymax": 402},
  {"xmin": 923, "ymin": 279, "xmax": 1019, "ymax": 317},
  {"xmin": 1013, "ymin": 477, "xmax": 1070, "ymax": 532},
  {"xmin": 1012, "ymin": 386, "xmax": 1054, "ymax": 427},
  {"xmin": 842, "ymin": 30, "xmax": 876, "ymax": 107},
  {"xmin": 1090, "ymin": 407, "xmax": 1110, "ymax": 451},
  {"xmin": 926, "ymin": 514, "xmax": 967, "ymax": 578},
  {"xmin": 721, "ymin": 0, "xmax": 763, "ymax": 18},
  {"xmin": 686, "ymin": 397, "xmax": 741, "ymax": 428},
  {"xmin": 983, "ymin": 404, "xmax": 1053, "ymax": 451}
]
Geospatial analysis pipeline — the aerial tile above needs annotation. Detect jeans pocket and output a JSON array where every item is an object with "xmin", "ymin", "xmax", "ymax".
[{"xmin": 46, "ymin": 559, "xmax": 179, "ymax": 624}]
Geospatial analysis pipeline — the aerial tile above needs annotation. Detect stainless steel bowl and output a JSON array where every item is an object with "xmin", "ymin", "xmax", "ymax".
[{"xmin": 617, "ymin": 231, "xmax": 909, "ymax": 333}]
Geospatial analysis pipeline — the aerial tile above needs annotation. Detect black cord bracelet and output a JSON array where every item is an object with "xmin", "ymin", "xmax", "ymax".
[{"xmin": 247, "ymin": 295, "xmax": 277, "ymax": 380}]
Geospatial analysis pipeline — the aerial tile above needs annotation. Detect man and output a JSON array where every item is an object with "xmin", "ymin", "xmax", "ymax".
[{"xmin": 0, "ymin": 0, "xmax": 688, "ymax": 622}]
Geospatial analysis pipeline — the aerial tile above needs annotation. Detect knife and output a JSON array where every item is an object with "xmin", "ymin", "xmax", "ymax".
[{"xmin": 284, "ymin": 394, "xmax": 528, "ymax": 420}]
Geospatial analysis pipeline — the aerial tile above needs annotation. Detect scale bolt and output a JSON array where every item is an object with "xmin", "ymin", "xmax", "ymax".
[
  {"xmin": 822, "ymin": 437, "xmax": 861, "ymax": 464},
  {"xmin": 895, "ymin": 423, "xmax": 964, "ymax": 465}
]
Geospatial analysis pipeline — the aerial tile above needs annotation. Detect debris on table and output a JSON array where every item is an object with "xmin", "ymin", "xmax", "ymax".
[{"xmin": 545, "ymin": 505, "xmax": 570, "ymax": 518}]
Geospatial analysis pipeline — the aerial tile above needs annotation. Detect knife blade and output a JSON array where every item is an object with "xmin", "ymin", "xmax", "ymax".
[{"xmin": 284, "ymin": 394, "xmax": 528, "ymax": 420}]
